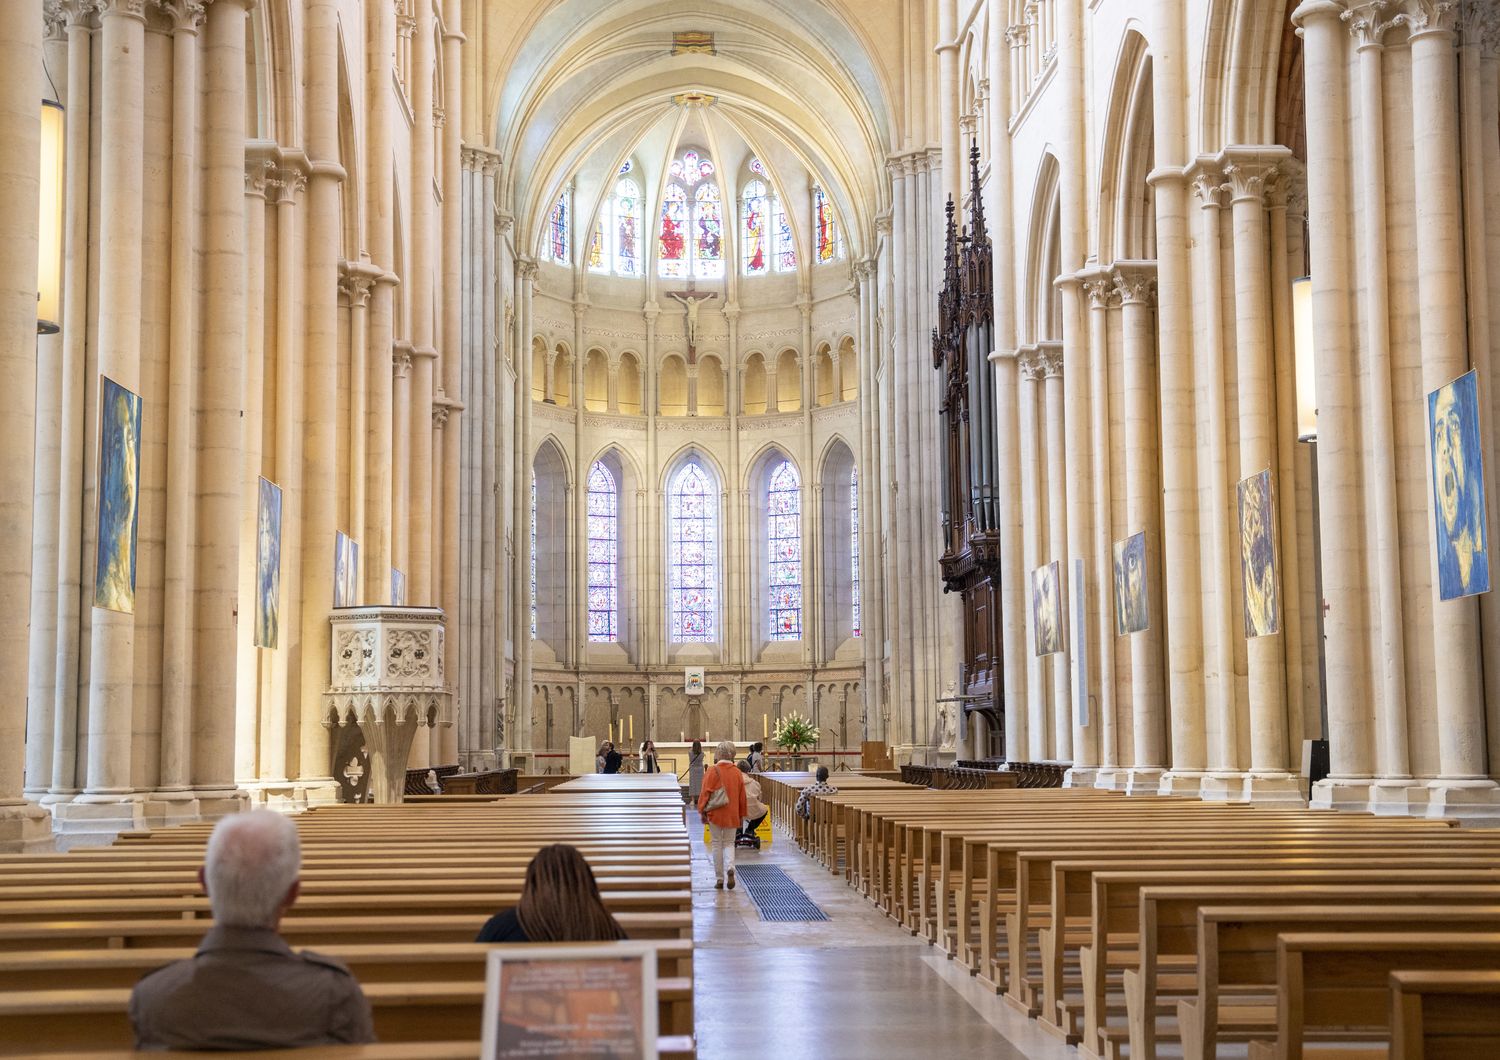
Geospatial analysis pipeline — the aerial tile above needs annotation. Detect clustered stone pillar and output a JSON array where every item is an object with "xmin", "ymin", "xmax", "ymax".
[
  {"xmin": 1017, "ymin": 347, "xmax": 1047, "ymax": 760},
  {"xmin": 1080, "ymin": 274, "xmax": 1117, "ymax": 786},
  {"xmin": 1041, "ymin": 343, "xmax": 1071, "ymax": 763},
  {"xmin": 0, "ymin": 1, "xmax": 50, "ymax": 848}
]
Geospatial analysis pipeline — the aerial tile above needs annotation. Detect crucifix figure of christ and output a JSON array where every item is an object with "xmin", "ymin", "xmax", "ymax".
[{"xmin": 667, "ymin": 285, "xmax": 717, "ymax": 365}]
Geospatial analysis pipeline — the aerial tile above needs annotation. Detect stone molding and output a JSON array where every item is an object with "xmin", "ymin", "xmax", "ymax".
[{"xmin": 1219, "ymin": 146, "xmax": 1294, "ymax": 204}]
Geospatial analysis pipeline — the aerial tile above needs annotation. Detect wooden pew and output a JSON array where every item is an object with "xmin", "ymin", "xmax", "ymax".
[
  {"xmin": 1173, "ymin": 904, "xmax": 1500, "ymax": 1060},
  {"xmin": 1390, "ymin": 970, "xmax": 1500, "ymax": 1060}
]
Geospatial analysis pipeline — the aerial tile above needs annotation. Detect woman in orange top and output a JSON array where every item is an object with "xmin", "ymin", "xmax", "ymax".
[{"xmin": 697, "ymin": 740, "xmax": 748, "ymax": 890}]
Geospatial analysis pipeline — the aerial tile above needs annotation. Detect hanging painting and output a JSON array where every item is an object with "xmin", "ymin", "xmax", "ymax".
[
  {"xmin": 254, "ymin": 477, "xmax": 282, "ymax": 649},
  {"xmin": 1031, "ymin": 560, "xmax": 1063, "ymax": 656},
  {"xmin": 334, "ymin": 531, "xmax": 359, "ymax": 608},
  {"xmin": 391, "ymin": 568, "xmax": 407, "ymax": 607},
  {"xmin": 1112, "ymin": 531, "xmax": 1149, "ymax": 636},
  {"xmin": 1237, "ymin": 468, "xmax": 1281, "ymax": 636},
  {"xmin": 1429, "ymin": 369, "xmax": 1490, "ymax": 600},
  {"xmin": 93, "ymin": 376, "xmax": 142, "ymax": 613}
]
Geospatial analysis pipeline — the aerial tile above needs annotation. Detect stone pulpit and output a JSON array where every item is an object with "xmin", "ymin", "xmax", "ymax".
[{"xmin": 324, "ymin": 607, "xmax": 452, "ymax": 803}]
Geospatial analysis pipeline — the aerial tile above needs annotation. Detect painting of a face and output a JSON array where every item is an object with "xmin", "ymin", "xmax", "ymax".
[
  {"xmin": 1238, "ymin": 468, "xmax": 1280, "ymax": 637},
  {"xmin": 1428, "ymin": 370, "xmax": 1490, "ymax": 599},
  {"xmin": 1113, "ymin": 532, "xmax": 1149, "ymax": 636},
  {"xmin": 255, "ymin": 477, "xmax": 282, "ymax": 648},
  {"xmin": 1032, "ymin": 561, "xmax": 1063, "ymax": 656},
  {"xmin": 94, "ymin": 377, "xmax": 142, "ymax": 613}
]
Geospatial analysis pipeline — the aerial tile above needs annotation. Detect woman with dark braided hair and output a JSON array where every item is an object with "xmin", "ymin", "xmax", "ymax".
[{"xmin": 474, "ymin": 844, "xmax": 628, "ymax": 943}]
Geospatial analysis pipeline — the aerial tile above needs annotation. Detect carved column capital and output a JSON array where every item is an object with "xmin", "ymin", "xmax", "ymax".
[
  {"xmin": 1458, "ymin": 0, "xmax": 1500, "ymax": 50},
  {"xmin": 1188, "ymin": 160, "xmax": 1228, "ymax": 208},
  {"xmin": 1111, "ymin": 261, "xmax": 1158, "ymax": 306},
  {"xmin": 1394, "ymin": 0, "xmax": 1458, "ymax": 40},
  {"xmin": 1038, "ymin": 341, "xmax": 1065, "ymax": 378},
  {"xmin": 1079, "ymin": 269, "xmax": 1120, "ymax": 310},
  {"xmin": 1005, "ymin": 23, "xmax": 1029, "ymax": 48},
  {"xmin": 516, "ymin": 257, "xmax": 538, "ymax": 283},
  {"xmin": 100, "ymin": 0, "xmax": 147, "ymax": 20},
  {"xmin": 1219, "ymin": 146, "xmax": 1294, "ymax": 204},
  {"xmin": 393, "ymin": 343, "xmax": 414, "ymax": 379},
  {"xmin": 244, "ymin": 154, "xmax": 276, "ymax": 199},
  {"xmin": 1343, "ymin": 1, "xmax": 1400, "ymax": 46},
  {"xmin": 153, "ymin": 0, "xmax": 205, "ymax": 31},
  {"xmin": 432, "ymin": 404, "xmax": 450, "ymax": 429}
]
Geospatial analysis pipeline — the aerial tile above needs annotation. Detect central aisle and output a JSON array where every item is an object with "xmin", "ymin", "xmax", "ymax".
[{"xmin": 688, "ymin": 812, "xmax": 1075, "ymax": 1059}]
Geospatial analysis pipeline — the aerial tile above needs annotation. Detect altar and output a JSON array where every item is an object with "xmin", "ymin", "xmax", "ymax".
[{"xmin": 648, "ymin": 741, "xmax": 753, "ymax": 782}]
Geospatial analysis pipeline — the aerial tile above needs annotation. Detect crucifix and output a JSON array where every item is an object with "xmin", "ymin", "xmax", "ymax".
[{"xmin": 666, "ymin": 283, "xmax": 717, "ymax": 365}]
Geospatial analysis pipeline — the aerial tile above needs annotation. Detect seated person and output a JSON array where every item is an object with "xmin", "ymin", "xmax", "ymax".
[
  {"xmin": 736, "ymin": 761, "xmax": 768, "ymax": 848},
  {"xmin": 129, "ymin": 810, "xmax": 374, "ymax": 1050},
  {"xmin": 477, "ymin": 844, "xmax": 628, "ymax": 942},
  {"xmin": 795, "ymin": 765, "xmax": 840, "ymax": 820}
]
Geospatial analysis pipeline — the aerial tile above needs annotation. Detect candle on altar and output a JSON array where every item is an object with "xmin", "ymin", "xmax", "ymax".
[
  {"xmin": 629, "ymin": 716, "xmax": 634, "ymax": 739},
  {"xmin": 679, "ymin": 731, "xmax": 684, "ymax": 742},
  {"xmin": 763, "ymin": 714, "xmax": 768, "ymax": 739}
]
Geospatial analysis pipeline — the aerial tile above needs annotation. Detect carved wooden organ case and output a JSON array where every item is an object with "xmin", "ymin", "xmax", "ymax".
[{"xmin": 934, "ymin": 145, "xmax": 1004, "ymax": 752}]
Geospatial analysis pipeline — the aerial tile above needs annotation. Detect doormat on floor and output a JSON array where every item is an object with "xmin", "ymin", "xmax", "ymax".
[{"xmin": 732, "ymin": 864, "xmax": 830, "ymax": 922}]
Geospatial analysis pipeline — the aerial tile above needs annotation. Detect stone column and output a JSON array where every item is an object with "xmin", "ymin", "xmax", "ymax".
[
  {"xmin": 393, "ymin": 340, "xmax": 413, "ymax": 579},
  {"xmin": 188, "ymin": 0, "xmax": 252, "ymax": 809},
  {"xmin": 25, "ymin": 6, "xmax": 70, "ymax": 800},
  {"xmin": 1151, "ymin": 0, "xmax": 1206, "ymax": 796},
  {"xmin": 1114, "ymin": 262, "xmax": 1167, "ymax": 789},
  {"xmin": 154, "ymin": 0, "xmax": 204, "ymax": 806},
  {"xmin": 82, "ymin": 0, "xmax": 147, "ymax": 804},
  {"xmin": 440, "ymin": 3, "xmax": 464, "ymax": 768},
  {"xmin": 1018, "ymin": 346, "xmax": 1047, "ymax": 760},
  {"xmin": 407, "ymin": 0, "xmax": 435, "ymax": 605},
  {"xmin": 1404, "ymin": 0, "xmax": 1500, "ymax": 818},
  {"xmin": 937, "ymin": 0, "xmax": 961, "ymax": 203},
  {"xmin": 363, "ymin": 0, "xmax": 396, "ymax": 603},
  {"xmin": 0, "ymin": 0, "xmax": 50, "ymax": 847},
  {"xmin": 1188, "ymin": 161, "xmax": 1242, "ymax": 794},
  {"xmin": 1040, "ymin": 344, "xmax": 1071, "ymax": 763},
  {"xmin": 1080, "ymin": 274, "xmax": 1118, "ymax": 786},
  {"xmin": 1058, "ymin": 275, "xmax": 1095, "ymax": 784},
  {"xmin": 343, "ymin": 262, "xmax": 378, "ymax": 552},
  {"xmin": 49, "ymin": 0, "xmax": 97, "ymax": 801},
  {"xmin": 1222, "ymin": 147, "xmax": 1302, "ymax": 803},
  {"xmin": 1295, "ymin": 0, "xmax": 1375, "ymax": 810},
  {"xmin": 1344, "ymin": 4, "xmax": 1411, "ymax": 803}
]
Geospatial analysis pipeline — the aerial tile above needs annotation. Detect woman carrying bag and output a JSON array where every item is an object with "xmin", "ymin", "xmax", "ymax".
[{"xmin": 697, "ymin": 740, "xmax": 748, "ymax": 890}]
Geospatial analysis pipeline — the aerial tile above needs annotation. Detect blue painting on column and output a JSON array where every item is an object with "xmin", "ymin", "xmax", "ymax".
[
  {"xmin": 1238, "ymin": 468, "xmax": 1281, "ymax": 637},
  {"xmin": 1429, "ymin": 369, "xmax": 1490, "ymax": 600},
  {"xmin": 391, "ymin": 568, "xmax": 406, "ymax": 606},
  {"xmin": 334, "ymin": 531, "xmax": 359, "ymax": 607},
  {"xmin": 255, "ymin": 477, "xmax": 282, "ymax": 649},
  {"xmin": 93, "ymin": 376, "xmax": 142, "ymax": 614}
]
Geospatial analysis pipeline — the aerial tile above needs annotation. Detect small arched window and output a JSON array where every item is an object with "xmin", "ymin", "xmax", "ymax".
[
  {"xmin": 548, "ymin": 192, "xmax": 569, "ymax": 263},
  {"xmin": 668, "ymin": 460, "xmax": 718, "ymax": 642},
  {"xmin": 586, "ymin": 462, "xmax": 619, "ymax": 642},
  {"xmin": 814, "ymin": 186, "xmax": 841, "ymax": 263},
  {"xmin": 767, "ymin": 460, "xmax": 802, "ymax": 640}
]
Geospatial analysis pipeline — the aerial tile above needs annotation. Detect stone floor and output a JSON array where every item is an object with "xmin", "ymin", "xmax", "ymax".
[{"xmin": 689, "ymin": 812, "xmax": 1077, "ymax": 1060}]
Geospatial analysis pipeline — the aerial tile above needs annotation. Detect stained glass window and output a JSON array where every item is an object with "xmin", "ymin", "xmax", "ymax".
[
  {"xmin": 694, "ymin": 183, "xmax": 724, "ymax": 279},
  {"xmin": 742, "ymin": 179, "xmax": 768, "ymax": 275},
  {"xmin": 749, "ymin": 157, "xmax": 767, "ymax": 177},
  {"xmin": 537, "ymin": 470, "xmax": 543, "ymax": 638},
  {"xmin": 814, "ymin": 186, "xmax": 840, "ymax": 263},
  {"xmin": 670, "ymin": 149, "xmax": 714, "ymax": 187},
  {"xmin": 658, "ymin": 183, "xmax": 688, "ymax": 279},
  {"xmin": 774, "ymin": 197, "xmax": 798, "ymax": 272},
  {"xmin": 586, "ymin": 462, "xmax": 618, "ymax": 642},
  {"xmin": 668, "ymin": 460, "xmax": 717, "ymax": 642},
  {"xmin": 549, "ymin": 193, "xmax": 569, "ymax": 263},
  {"xmin": 767, "ymin": 460, "xmax": 802, "ymax": 640},
  {"xmin": 618, "ymin": 159, "xmax": 634, "ymax": 175},
  {"xmin": 851, "ymin": 468, "xmax": 861, "ymax": 638},
  {"xmin": 615, "ymin": 177, "xmax": 641, "ymax": 276},
  {"xmin": 587, "ymin": 219, "xmax": 605, "ymax": 272}
]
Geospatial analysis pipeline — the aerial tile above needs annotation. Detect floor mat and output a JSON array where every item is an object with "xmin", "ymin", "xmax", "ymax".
[{"xmin": 732, "ymin": 863, "xmax": 830, "ymax": 922}]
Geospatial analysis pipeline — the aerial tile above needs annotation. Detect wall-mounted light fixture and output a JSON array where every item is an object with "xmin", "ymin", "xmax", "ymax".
[
  {"xmin": 37, "ymin": 98, "xmax": 64, "ymax": 335},
  {"xmin": 1291, "ymin": 275, "xmax": 1317, "ymax": 441}
]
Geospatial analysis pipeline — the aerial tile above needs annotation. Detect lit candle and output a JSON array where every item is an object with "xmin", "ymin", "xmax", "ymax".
[
  {"xmin": 763, "ymin": 714, "xmax": 768, "ymax": 739},
  {"xmin": 629, "ymin": 716, "xmax": 634, "ymax": 739}
]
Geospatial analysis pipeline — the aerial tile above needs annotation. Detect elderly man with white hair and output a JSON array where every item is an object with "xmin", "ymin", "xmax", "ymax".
[{"xmin": 129, "ymin": 809, "xmax": 374, "ymax": 1050}]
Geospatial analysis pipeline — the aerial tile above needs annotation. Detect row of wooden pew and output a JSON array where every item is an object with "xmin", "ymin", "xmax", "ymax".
[
  {"xmin": 762, "ymin": 771, "xmax": 1500, "ymax": 1060},
  {"xmin": 0, "ymin": 772, "xmax": 695, "ymax": 1057}
]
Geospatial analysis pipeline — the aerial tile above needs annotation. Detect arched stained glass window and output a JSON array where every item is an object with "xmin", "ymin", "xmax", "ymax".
[
  {"xmin": 668, "ymin": 460, "xmax": 717, "ymax": 642},
  {"xmin": 774, "ymin": 197, "xmax": 798, "ymax": 272},
  {"xmin": 851, "ymin": 468, "xmax": 861, "ymax": 638},
  {"xmin": 586, "ymin": 462, "xmax": 618, "ymax": 642},
  {"xmin": 587, "ymin": 219, "xmax": 605, "ymax": 272},
  {"xmin": 767, "ymin": 460, "xmax": 802, "ymax": 640},
  {"xmin": 694, "ymin": 183, "xmax": 724, "ymax": 278},
  {"xmin": 537, "ymin": 470, "xmax": 543, "ymax": 638},
  {"xmin": 615, "ymin": 177, "xmax": 641, "ymax": 276},
  {"xmin": 549, "ymin": 193, "xmax": 569, "ymax": 263},
  {"xmin": 659, "ymin": 183, "xmax": 688, "ymax": 279},
  {"xmin": 814, "ymin": 186, "xmax": 841, "ymax": 263},
  {"xmin": 670, "ymin": 149, "xmax": 714, "ymax": 186},
  {"xmin": 742, "ymin": 179, "xmax": 768, "ymax": 275}
]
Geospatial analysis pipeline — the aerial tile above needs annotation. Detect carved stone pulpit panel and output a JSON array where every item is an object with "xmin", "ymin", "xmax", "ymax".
[{"xmin": 324, "ymin": 607, "xmax": 452, "ymax": 803}]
